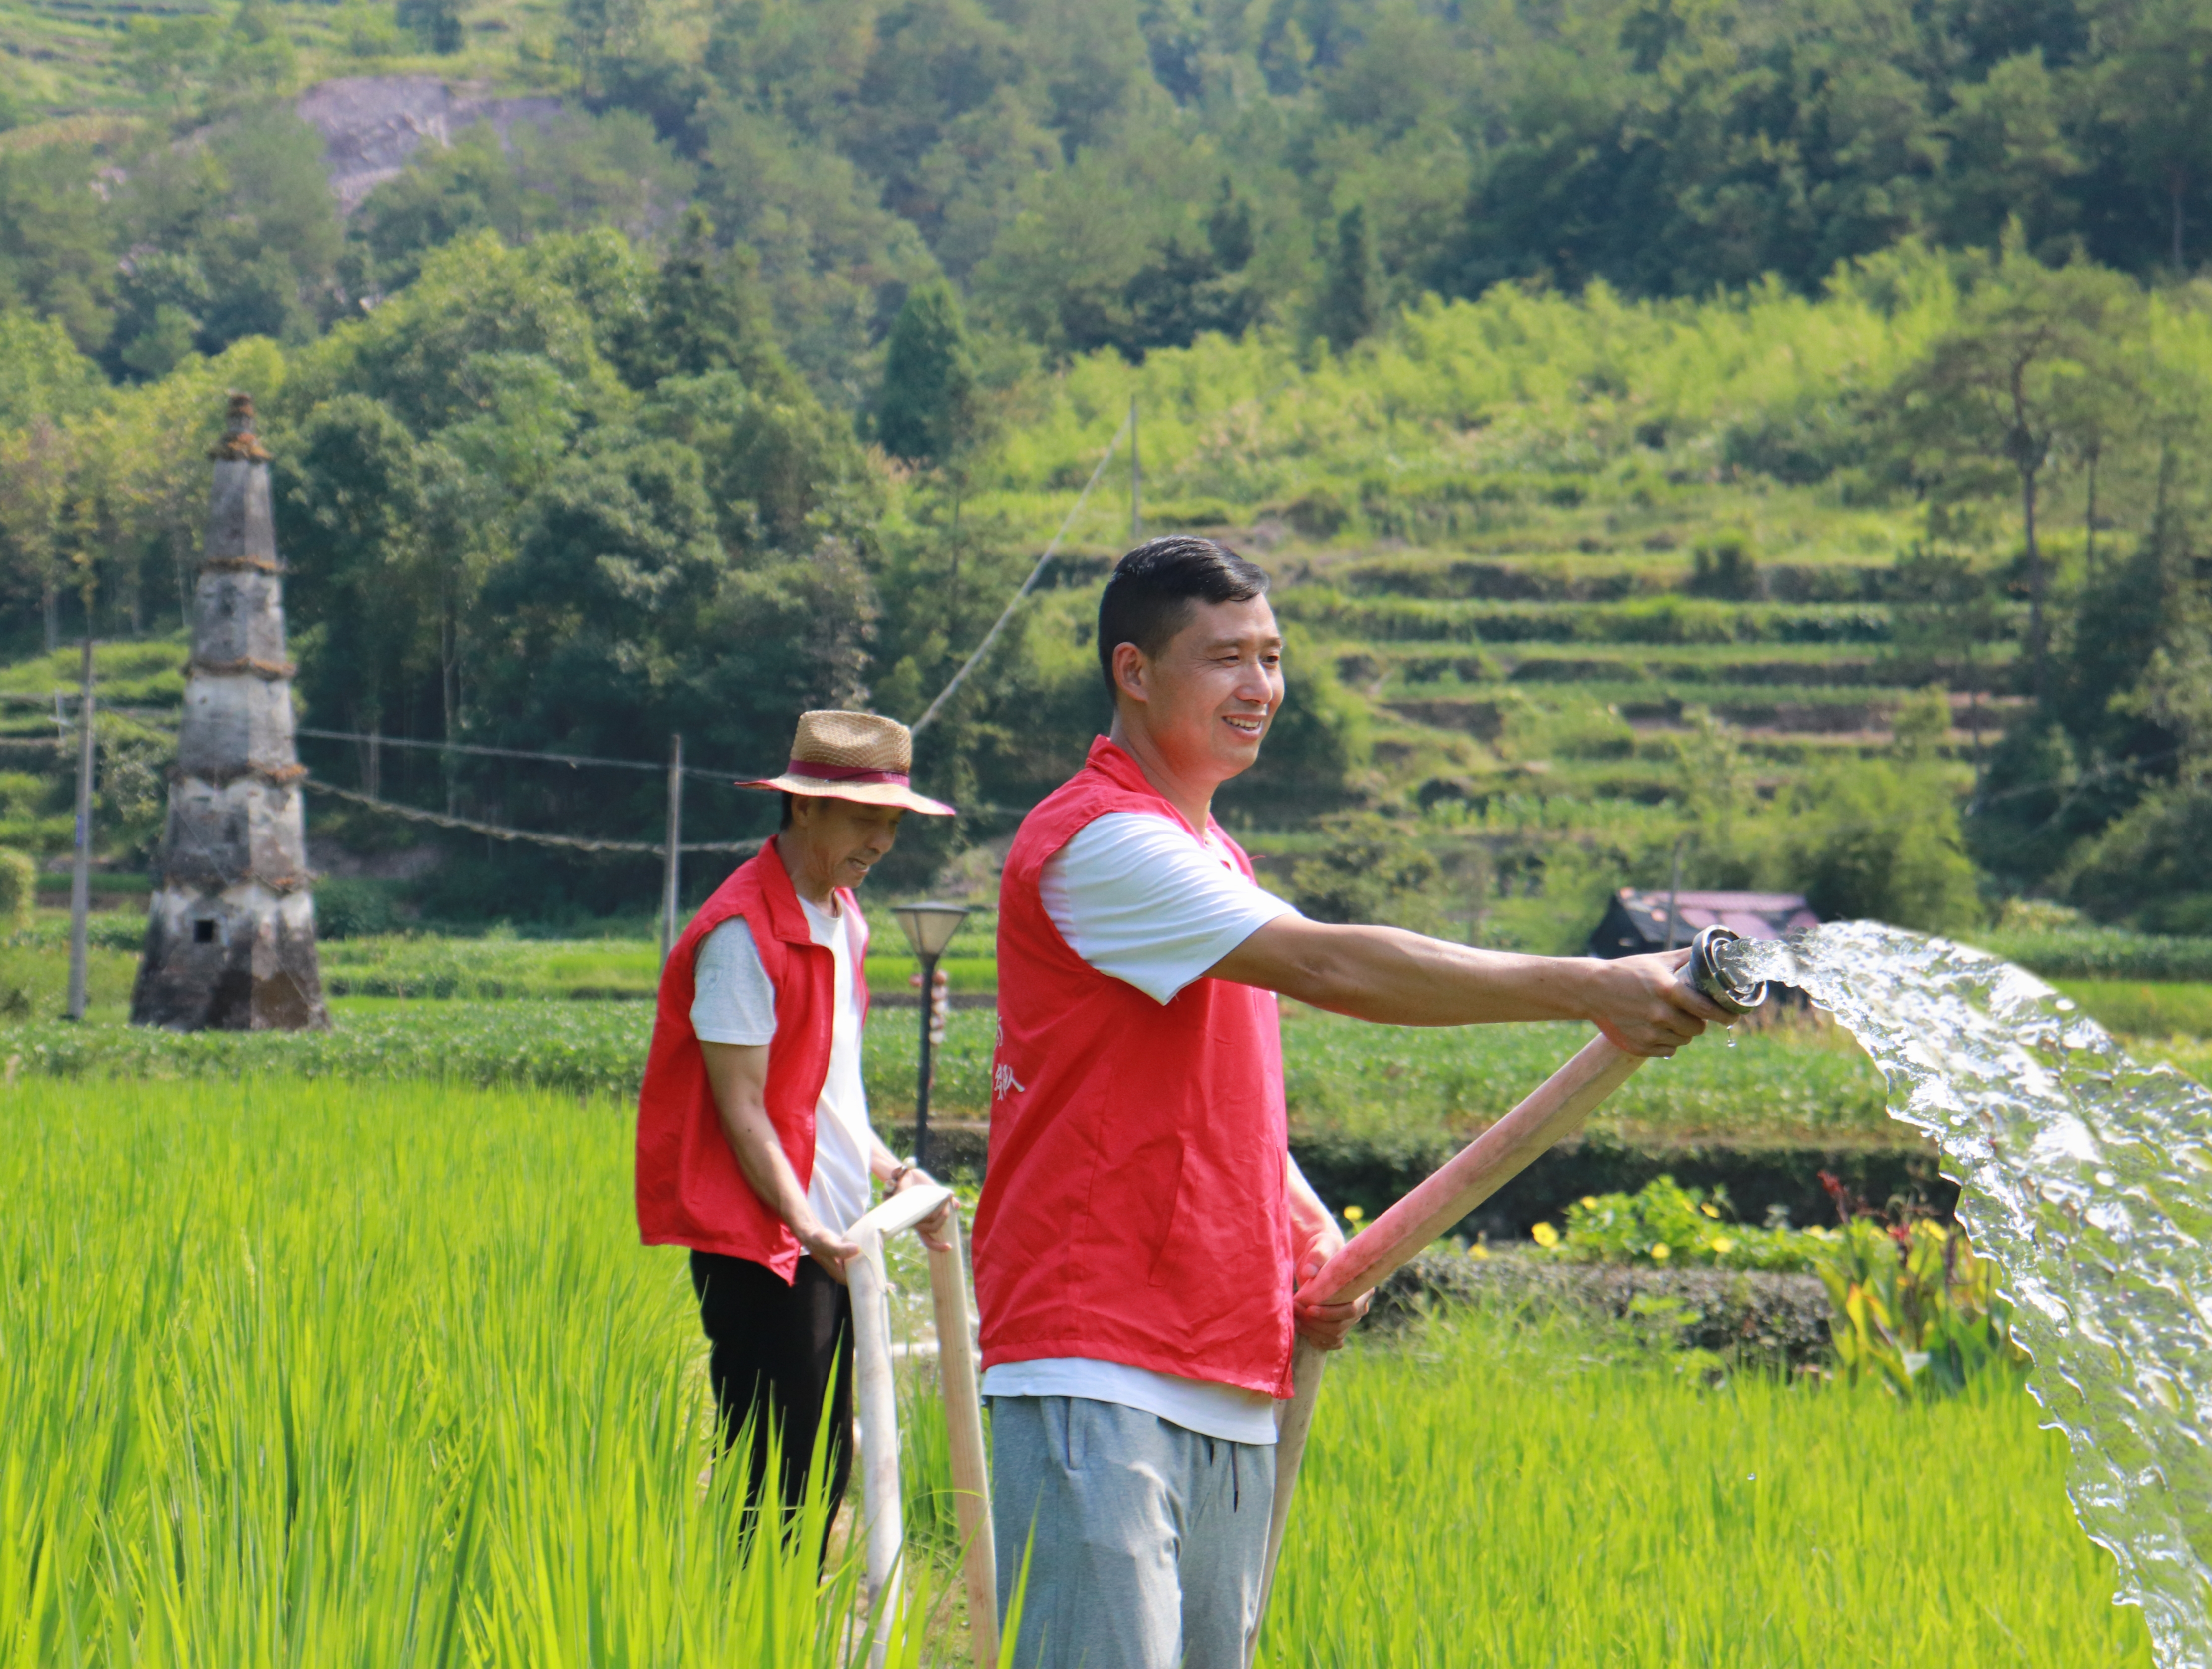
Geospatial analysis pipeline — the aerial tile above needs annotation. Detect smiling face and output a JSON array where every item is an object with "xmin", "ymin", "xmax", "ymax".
[
  {"xmin": 782, "ymin": 795, "xmax": 905, "ymax": 904},
  {"xmin": 1111, "ymin": 594, "xmax": 1286, "ymax": 790}
]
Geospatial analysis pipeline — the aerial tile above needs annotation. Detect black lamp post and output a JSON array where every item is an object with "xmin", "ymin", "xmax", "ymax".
[{"xmin": 891, "ymin": 900, "xmax": 969, "ymax": 1172}]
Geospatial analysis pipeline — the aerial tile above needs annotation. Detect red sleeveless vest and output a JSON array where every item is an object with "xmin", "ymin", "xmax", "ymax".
[
  {"xmin": 634, "ymin": 837, "xmax": 869, "ymax": 1280},
  {"xmin": 973, "ymin": 738, "xmax": 1295, "ymax": 1398}
]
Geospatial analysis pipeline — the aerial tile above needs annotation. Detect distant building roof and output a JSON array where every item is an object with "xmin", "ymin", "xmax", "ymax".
[{"xmin": 1587, "ymin": 888, "xmax": 1819, "ymax": 958}]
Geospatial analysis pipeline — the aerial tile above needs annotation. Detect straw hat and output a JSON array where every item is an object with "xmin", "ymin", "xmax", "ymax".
[{"xmin": 736, "ymin": 710, "xmax": 955, "ymax": 816}]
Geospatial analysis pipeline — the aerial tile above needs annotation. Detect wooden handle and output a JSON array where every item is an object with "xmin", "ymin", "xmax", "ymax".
[
  {"xmin": 1301, "ymin": 1032, "xmax": 1640, "ymax": 1308},
  {"xmin": 928, "ymin": 1214, "xmax": 999, "ymax": 1668},
  {"xmin": 1250, "ymin": 1030, "xmax": 1648, "ymax": 1665}
]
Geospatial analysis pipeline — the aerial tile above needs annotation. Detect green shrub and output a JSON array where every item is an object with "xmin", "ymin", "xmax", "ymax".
[
  {"xmin": 314, "ymin": 878, "xmax": 401, "ymax": 940},
  {"xmin": 1286, "ymin": 813, "xmax": 1449, "ymax": 935},
  {"xmin": 1784, "ymin": 758, "xmax": 1980, "ymax": 932},
  {"xmin": 1814, "ymin": 1218, "xmax": 2028, "ymax": 1397},
  {"xmin": 0, "ymin": 848, "xmax": 35, "ymax": 933},
  {"xmin": 1146, "ymin": 499, "xmax": 1239, "ymax": 529},
  {"xmin": 2060, "ymin": 780, "xmax": 2212, "ymax": 933},
  {"xmin": 88, "ymin": 912, "xmax": 144, "ymax": 951},
  {"xmin": 1534, "ymin": 1175, "xmax": 1823, "ymax": 1272},
  {"xmin": 1281, "ymin": 490, "xmax": 1347, "ymax": 539}
]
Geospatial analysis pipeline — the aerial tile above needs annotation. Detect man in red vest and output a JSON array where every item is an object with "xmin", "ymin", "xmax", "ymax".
[
  {"xmin": 635, "ymin": 709, "xmax": 955, "ymax": 1539},
  {"xmin": 975, "ymin": 538, "xmax": 1728, "ymax": 1667}
]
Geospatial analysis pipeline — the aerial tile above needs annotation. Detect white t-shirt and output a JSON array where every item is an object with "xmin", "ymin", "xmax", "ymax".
[
  {"xmin": 981, "ymin": 810, "xmax": 1301, "ymax": 1445},
  {"xmin": 690, "ymin": 895, "xmax": 875, "ymax": 1235}
]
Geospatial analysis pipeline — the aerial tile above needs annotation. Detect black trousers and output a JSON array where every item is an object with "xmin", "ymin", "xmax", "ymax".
[{"xmin": 690, "ymin": 1250, "xmax": 855, "ymax": 1537}]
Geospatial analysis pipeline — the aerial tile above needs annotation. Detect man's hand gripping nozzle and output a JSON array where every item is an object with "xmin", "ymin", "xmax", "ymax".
[{"xmin": 1250, "ymin": 926, "xmax": 1767, "ymax": 1659}]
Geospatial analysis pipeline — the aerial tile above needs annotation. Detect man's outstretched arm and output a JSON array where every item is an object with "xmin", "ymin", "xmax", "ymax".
[{"xmin": 1206, "ymin": 918, "xmax": 1728, "ymax": 1057}]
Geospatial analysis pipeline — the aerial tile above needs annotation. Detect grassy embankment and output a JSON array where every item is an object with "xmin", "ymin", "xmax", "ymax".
[
  {"xmin": 0, "ymin": 1075, "xmax": 2154, "ymax": 1667},
  {"xmin": 7, "ymin": 914, "xmax": 2206, "ymax": 1118},
  {"xmin": 0, "ymin": 0, "xmax": 570, "ymax": 123}
]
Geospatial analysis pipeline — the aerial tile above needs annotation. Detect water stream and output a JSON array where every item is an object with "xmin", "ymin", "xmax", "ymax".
[{"xmin": 1724, "ymin": 922, "xmax": 2212, "ymax": 1666}]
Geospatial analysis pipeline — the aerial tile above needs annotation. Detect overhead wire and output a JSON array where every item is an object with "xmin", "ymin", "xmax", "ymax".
[{"xmin": 910, "ymin": 407, "xmax": 1132, "ymax": 735}]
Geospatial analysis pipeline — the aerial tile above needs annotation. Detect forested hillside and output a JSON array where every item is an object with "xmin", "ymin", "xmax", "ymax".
[{"xmin": 0, "ymin": 0, "xmax": 2207, "ymax": 936}]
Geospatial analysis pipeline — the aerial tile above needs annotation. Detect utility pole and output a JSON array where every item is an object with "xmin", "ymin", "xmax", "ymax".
[
  {"xmin": 1663, "ymin": 837, "xmax": 1683, "ymax": 953},
  {"xmin": 1130, "ymin": 395, "xmax": 1142, "ymax": 543},
  {"xmin": 65, "ymin": 629, "xmax": 93, "ymax": 1021},
  {"xmin": 660, "ymin": 733, "xmax": 684, "ymax": 963}
]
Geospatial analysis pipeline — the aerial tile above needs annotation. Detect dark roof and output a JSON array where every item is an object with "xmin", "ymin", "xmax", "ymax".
[{"xmin": 1589, "ymin": 888, "xmax": 1818, "ymax": 956}]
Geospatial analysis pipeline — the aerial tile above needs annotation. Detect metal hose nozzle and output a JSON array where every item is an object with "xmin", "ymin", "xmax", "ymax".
[{"xmin": 1688, "ymin": 924, "xmax": 1768, "ymax": 1015}]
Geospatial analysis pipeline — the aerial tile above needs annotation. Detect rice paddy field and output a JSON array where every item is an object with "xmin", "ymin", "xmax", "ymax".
[{"xmin": 0, "ymin": 1073, "xmax": 2154, "ymax": 1667}]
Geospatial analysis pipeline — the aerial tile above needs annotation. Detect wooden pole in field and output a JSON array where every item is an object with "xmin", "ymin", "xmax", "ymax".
[
  {"xmin": 928, "ymin": 1213, "xmax": 999, "ymax": 1668},
  {"xmin": 1250, "ymin": 930, "xmax": 1764, "ymax": 1658}
]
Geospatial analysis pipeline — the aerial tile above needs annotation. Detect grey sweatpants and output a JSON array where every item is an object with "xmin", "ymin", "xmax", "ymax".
[{"xmin": 990, "ymin": 1396, "xmax": 1275, "ymax": 1669}]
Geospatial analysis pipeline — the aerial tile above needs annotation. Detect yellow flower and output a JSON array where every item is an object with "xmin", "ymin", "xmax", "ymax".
[
  {"xmin": 1700, "ymin": 1203, "xmax": 1721, "ymax": 1219},
  {"xmin": 1530, "ymin": 1221, "xmax": 1560, "ymax": 1248},
  {"xmin": 1579, "ymin": 1196, "xmax": 1598, "ymax": 1209},
  {"xmin": 1710, "ymin": 1236, "xmax": 1736, "ymax": 1254},
  {"xmin": 1650, "ymin": 1242, "xmax": 1672, "ymax": 1261},
  {"xmin": 1467, "ymin": 1242, "xmax": 1490, "ymax": 1260},
  {"xmin": 1343, "ymin": 1204, "xmax": 1366, "ymax": 1224}
]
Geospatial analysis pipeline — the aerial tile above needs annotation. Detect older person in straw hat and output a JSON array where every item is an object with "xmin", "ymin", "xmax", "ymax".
[{"xmin": 636, "ymin": 710, "xmax": 955, "ymax": 1540}]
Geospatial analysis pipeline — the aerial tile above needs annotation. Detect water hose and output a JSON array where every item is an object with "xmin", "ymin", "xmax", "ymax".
[
  {"xmin": 846, "ymin": 1182, "xmax": 998, "ymax": 1669},
  {"xmin": 1250, "ymin": 926, "xmax": 1769, "ymax": 1657}
]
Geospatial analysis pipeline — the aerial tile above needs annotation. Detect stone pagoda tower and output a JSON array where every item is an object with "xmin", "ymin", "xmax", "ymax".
[{"xmin": 132, "ymin": 394, "xmax": 328, "ymax": 1031}]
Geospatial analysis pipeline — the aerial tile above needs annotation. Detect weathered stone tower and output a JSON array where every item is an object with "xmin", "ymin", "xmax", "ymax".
[{"xmin": 132, "ymin": 394, "xmax": 328, "ymax": 1031}]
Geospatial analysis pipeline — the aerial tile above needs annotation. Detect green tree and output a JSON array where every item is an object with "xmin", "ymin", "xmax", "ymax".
[
  {"xmin": 397, "ymin": 0, "xmax": 465, "ymax": 53},
  {"xmin": 645, "ymin": 368, "xmax": 873, "ymax": 553},
  {"xmin": 0, "ymin": 145, "xmax": 118, "ymax": 353},
  {"xmin": 0, "ymin": 418, "xmax": 70, "ymax": 650},
  {"xmin": 1288, "ymin": 812, "xmax": 1447, "ymax": 934},
  {"xmin": 280, "ymin": 396, "xmax": 456, "ymax": 739},
  {"xmin": 2095, "ymin": 0, "xmax": 2212, "ymax": 271},
  {"xmin": 121, "ymin": 13, "xmax": 219, "ymax": 112},
  {"xmin": 876, "ymin": 279, "xmax": 977, "ymax": 466},
  {"xmin": 1891, "ymin": 243, "xmax": 2136, "ymax": 697},
  {"xmin": 630, "ymin": 207, "xmax": 796, "ymax": 395},
  {"xmin": 1314, "ymin": 204, "xmax": 1375, "ymax": 353},
  {"xmin": 1785, "ymin": 759, "xmax": 1981, "ymax": 932}
]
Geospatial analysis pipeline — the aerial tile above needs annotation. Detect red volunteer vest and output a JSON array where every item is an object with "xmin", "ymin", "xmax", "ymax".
[
  {"xmin": 973, "ymin": 737, "xmax": 1295, "ymax": 1399},
  {"xmin": 634, "ymin": 837, "xmax": 869, "ymax": 1281}
]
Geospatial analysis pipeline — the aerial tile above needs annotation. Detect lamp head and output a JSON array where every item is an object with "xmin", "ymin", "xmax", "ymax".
[{"xmin": 892, "ymin": 900, "xmax": 970, "ymax": 961}]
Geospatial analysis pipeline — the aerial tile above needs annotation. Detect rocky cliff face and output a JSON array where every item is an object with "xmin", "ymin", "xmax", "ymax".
[
  {"xmin": 295, "ymin": 77, "xmax": 564, "ymax": 215},
  {"xmin": 131, "ymin": 395, "xmax": 328, "ymax": 1032}
]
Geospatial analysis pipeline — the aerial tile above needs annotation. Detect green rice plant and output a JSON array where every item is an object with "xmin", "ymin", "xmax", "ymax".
[
  {"xmin": 0, "ymin": 1077, "xmax": 946, "ymax": 1667},
  {"xmin": 1972, "ymin": 928, "xmax": 2212, "ymax": 984},
  {"xmin": 2049, "ymin": 980, "xmax": 2212, "ymax": 1039},
  {"xmin": 1280, "ymin": 1011, "xmax": 1893, "ymax": 1149},
  {"xmin": 0, "ymin": 997, "xmax": 1913, "ymax": 1152},
  {"xmin": 2, "ymin": 999, "xmax": 657, "ymax": 1096},
  {"xmin": 318, "ymin": 933, "xmax": 666, "ymax": 999},
  {"xmin": 1257, "ymin": 1312, "xmax": 2150, "ymax": 1667}
]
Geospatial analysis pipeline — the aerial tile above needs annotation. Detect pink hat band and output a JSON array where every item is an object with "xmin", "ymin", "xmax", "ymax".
[{"xmin": 783, "ymin": 758, "xmax": 911, "ymax": 787}]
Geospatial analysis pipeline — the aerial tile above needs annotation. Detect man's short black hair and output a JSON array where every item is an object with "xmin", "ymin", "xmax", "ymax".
[{"xmin": 1097, "ymin": 536, "xmax": 1271, "ymax": 700}]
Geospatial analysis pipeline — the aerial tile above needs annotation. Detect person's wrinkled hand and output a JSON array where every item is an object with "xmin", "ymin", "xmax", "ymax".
[
  {"xmin": 1585, "ymin": 949, "xmax": 1732, "ymax": 1058},
  {"xmin": 798, "ymin": 1220, "xmax": 862, "ymax": 1284},
  {"xmin": 894, "ymin": 1165, "xmax": 955, "ymax": 1252},
  {"xmin": 1291, "ymin": 1223, "xmax": 1369, "ymax": 1350}
]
